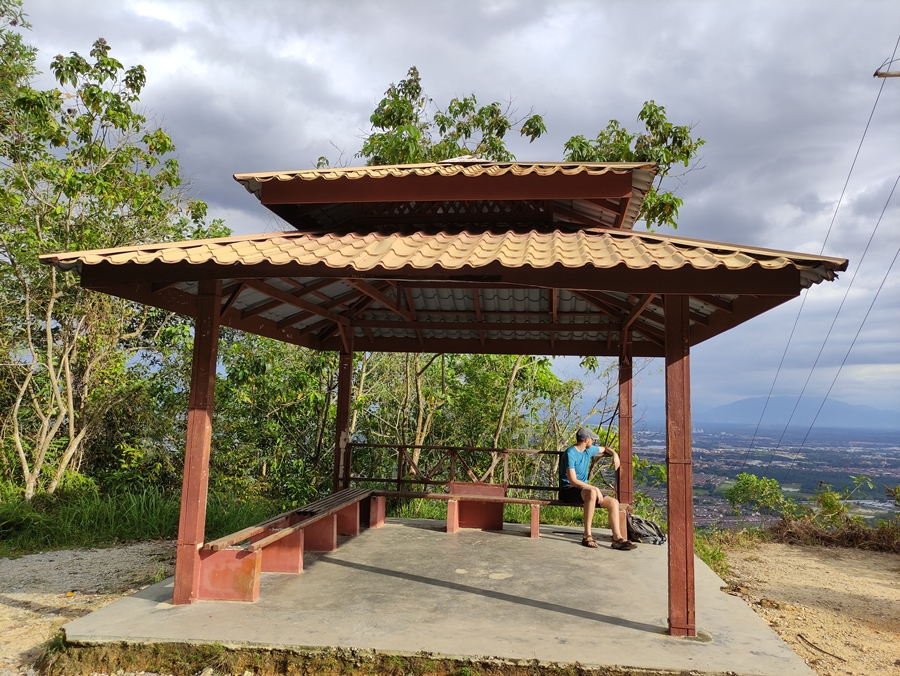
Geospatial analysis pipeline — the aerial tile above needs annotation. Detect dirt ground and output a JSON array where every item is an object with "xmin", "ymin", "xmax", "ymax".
[
  {"xmin": 727, "ymin": 542, "xmax": 900, "ymax": 676},
  {"xmin": 0, "ymin": 542, "xmax": 176, "ymax": 676},
  {"xmin": 0, "ymin": 540, "xmax": 897, "ymax": 676}
]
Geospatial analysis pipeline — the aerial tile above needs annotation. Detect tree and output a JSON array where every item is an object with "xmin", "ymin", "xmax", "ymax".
[
  {"xmin": 345, "ymin": 66, "xmax": 704, "ymax": 230},
  {"xmin": 0, "ymin": 3, "xmax": 224, "ymax": 499},
  {"xmin": 328, "ymin": 66, "xmax": 547, "ymax": 167},
  {"xmin": 563, "ymin": 101, "xmax": 705, "ymax": 230}
]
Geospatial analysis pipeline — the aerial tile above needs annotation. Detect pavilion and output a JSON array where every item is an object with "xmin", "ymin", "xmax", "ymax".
[{"xmin": 40, "ymin": 159, "xmax": 847, "ymax": 637}]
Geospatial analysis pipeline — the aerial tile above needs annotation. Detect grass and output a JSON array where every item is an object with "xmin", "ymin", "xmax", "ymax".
[
  {"xmin": 693, "ymin": 527, "xmax": 767, "ymax": 578},
  {"xmin": 0, "ymin": 487, "xmax": 279, "ymax": 558}
]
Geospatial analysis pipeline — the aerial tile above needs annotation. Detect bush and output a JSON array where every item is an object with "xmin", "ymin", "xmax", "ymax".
[{"xmin": 0, "ymin": 487, "xmax": 281, "ymax": 558}]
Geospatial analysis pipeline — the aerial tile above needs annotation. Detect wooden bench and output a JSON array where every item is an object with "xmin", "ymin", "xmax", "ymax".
[
  {"xmin": 374, "ymin": 484, "xmax": 610, "ymax": 539},
  {"xmin": 195, "ymin": 488, "xmax": 384, "ymax": 601}
]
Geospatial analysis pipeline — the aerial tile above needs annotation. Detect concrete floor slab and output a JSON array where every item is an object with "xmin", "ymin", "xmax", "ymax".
[{"xmin": 65, "ymin": 520, "xmax": 813, "ymax": 676}]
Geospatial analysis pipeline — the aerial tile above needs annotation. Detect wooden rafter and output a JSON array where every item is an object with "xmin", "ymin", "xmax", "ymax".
[
  {"xmin": 472, "ymin": 288, "xmax": 485, "ymax": 347},
  {"xmin": 242, "ymin": 279, "xmax": 349, "ymax": 325},
  {"xmin": 552, "ymin": 204, "xmax": 605, "ymax": 228},
  {"xmin": 220, "ymin": 282, "xmax": 246, "ymax": 318},
  {"xmin": 399, "ymin": 285, "xmax": 423, "ymax": 345},
  {"xmin": 690, "ymin": 294, "xmax": 733, "ymax": 313},
  {"xmin": 275, "ymin": 286, "xmax": 372, "ymax": 330},
  {"xmin": 356, "ymin": 320, "xmax": 613, "ymax": 332},
  {"xmin": 348, "ymin": 279, "xmax": 414, "ymax": 321},
  {"xmin": 614, "ymin": 193, "xmax": 633, "ymax": 228},
  {"xmin": 622, "ymin": 294, "xmax": 656, "ymax": 331}
]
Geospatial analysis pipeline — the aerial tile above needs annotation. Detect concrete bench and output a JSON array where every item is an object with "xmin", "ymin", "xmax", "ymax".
[
  {"xmin": 196, "ymin": 488, "xmax": 384, "ymax": 602},
  {"xmin": 374, "ymin": 485, "xmax": 599, "ymax": 539}
]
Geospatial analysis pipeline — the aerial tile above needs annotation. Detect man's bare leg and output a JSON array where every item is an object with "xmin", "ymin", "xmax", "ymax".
[
  {"xmin": 581, "ymin": 486, "xmax": 598, "ymax": 544},
  {"xmin": 599, "ymin": 494, "xmax": 626, "ymax": 541}
]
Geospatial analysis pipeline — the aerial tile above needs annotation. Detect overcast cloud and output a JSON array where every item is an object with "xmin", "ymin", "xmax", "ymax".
[{"xmin": 20, "ymin": 0, "xmax": 900, "ymax": 418}]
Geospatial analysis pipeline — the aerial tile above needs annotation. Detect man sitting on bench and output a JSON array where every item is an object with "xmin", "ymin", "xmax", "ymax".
[{"xmin": 558, "ymin": 427, "xmax": 635, "ymax": 550}]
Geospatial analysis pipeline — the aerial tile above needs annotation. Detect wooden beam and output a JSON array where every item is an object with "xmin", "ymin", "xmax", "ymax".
[
  {"xmin": 348, "ymin": 279, "xmax": 414, "ymax": 321},
  {"xmin": 275, "ymin": 286, "xmax": 373, "ymax": 330},
  {"xmin": 574, "ymin": 291, "xmax": 666, "ymax": 345},
  {"xmin": 664, "ymin": 294, "xmax": 695, "ymax": 637},
  {"xmin": 81, "ymin": 259, "xmax": 807, "ymax": 296},
  {"xmin": 321, "ymin": 335, "xmax": 665, "ymax": 358},
  {"xmin": 617, "ymin": 331, "xmax": 633, "ymax": 506},
  {"xmin": 690, "ymin": 294, "xmax": 733, "ymax": 313},
  {"xmin": 356, "ymin": 320, "xmax": 613, "ymax": 332},
  {"xmin": 614, "ymin": 192, "xmax": 633, "ymax": 228},
  {"xmin": 690, "ymin": 294, "xmax": 795, "ymax": 347},
  {"xmin": 622, "ymin": 294, "xmax": 655, "ymax": 331},
  {"xmin": 473, "ymin": 288, "xmax": 485, "ymax": 347},
  {"xmin": 173, "ymin": 280, "xmax": 221, "ymax": 606},
  {"xmin": 220, "ymin": 282, "xmax": 246, "ymax": 318},
  {"xmin": 242, "ymin": 279, "xmax": 350, "ymax": 325},
  {"xmin": 552, "ymin": 204, "xmax": 605, "ymax": 228},
  {"xmin": 550, "ymin": 288, "xmax": 558, "ymax": 352},
  {"xmin": 400, "ymin": 284, "xmax": 423, "ymax": 345},
  {"xmin": 334, "ymin": 344, "xmax": 353, "ymax": 492},
  {"xmin": 259, "ymin": 170, "xmax": 634, "ymax": 205},
  {"xmin": 584, "ymin": 198, "xmax": 622, "ymax": 215}
]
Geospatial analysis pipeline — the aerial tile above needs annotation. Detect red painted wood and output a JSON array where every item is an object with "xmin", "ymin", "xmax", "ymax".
[
  {"xmin": 259, "ymin": 170, "xmax": 634, "ymax": 205},
  {"xmin": 664, "ymin": 294, "xmax": 696, "ymax": 637},
  {"xmin": 369, "ymin": 495, "xmax": 386, "ymax": 528},
  {"xmin": 446, "ymin": 500, "xmax": 460, "ymax": 533},
  {"xmin": 530, "ymin": 504, "xmax": 541, "ymax": 538},
  {"xmin": 252, "ymin": 521, "xmax": 304, "ymax": 574},
  {"xmin": 173, "ymin": 280, "xmax": 221, "ymax": 606},
  {"xmin": 333, "ymin": 347, "xmax": 353, "ymax": 491},
  {"xmin": 337, "ymin": 502, "xmax": 360, "ymax": 536},
  {"xmin": 617, "ymin": 334, "xmax": 634, "ymax": 506},
  {"xmin": 449, "ymin": 481, "xmax": 505, "ymax": 530},
  {"xmin": 304, "ymin": 514, "xmax": 338, "ymax": 551},
  {"xmin": 197, "ymin": 549, "xmax": 261, "ymax": 602}
]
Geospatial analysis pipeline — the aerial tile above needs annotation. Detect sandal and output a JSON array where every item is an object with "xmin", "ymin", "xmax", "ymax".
[
  {"xmin": 581, "ymin": 535, "xmax": 599, "ymax": 548},
  {"xmin": 611, "ymin": 538, "xmax": 637, "ymax": 551}
]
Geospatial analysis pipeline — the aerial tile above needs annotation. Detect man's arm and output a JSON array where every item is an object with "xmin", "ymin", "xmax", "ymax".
[{"xmin": 599, "ymin": 446, "xmax": 621, "ymax": 471}]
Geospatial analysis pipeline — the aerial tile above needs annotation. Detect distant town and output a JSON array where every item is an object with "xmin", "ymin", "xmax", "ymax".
[{"xmin": 634, "ymin": 423, "xmax": 900, "ymax": 526}]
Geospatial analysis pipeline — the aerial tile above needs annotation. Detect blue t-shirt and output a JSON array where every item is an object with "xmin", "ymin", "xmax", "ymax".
[{"xmin": 559, "ymin": 445, "xmax": 600, "ymax": 488}]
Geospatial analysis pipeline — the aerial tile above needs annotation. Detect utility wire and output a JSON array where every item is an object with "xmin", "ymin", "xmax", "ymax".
[
  {"xmin": 738, "ymin": 32, "xmax": 900, "ymax": 473},
  {"xmin": 760, "ymin": 170, "xmax": 900, "ymax": 478},
  {"xmin": 780, "ymin": 171, "xmax": 900, "ymax": 482}
]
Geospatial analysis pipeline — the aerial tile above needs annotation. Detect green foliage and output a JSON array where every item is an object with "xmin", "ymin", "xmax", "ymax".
[
  {"xmin": 353, "ymin": 66, "xmax": 546, "ymax": 165},
  {"xmin": 0, "ymin": 5, "xmax": 226, "ymax": 500},
  {"xmin": 723, "ymin": 472, "xmax": 800, "ymax": 521},
  {"xmin": 563, "ymin": 101, "xmax": 705, "ymax": 230},
  {"xmin": 0, "ymin": 485, "xmax": 279, "ymax": 557}
]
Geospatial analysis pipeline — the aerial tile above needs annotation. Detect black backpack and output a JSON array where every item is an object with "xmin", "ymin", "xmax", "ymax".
[{"xmin": 626, "ymin": 513, "xmax": 667, "ymax": 545}]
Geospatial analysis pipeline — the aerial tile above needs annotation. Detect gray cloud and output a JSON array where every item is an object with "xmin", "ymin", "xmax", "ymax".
[{"xmin": 18, "ymin": 0, "xmax": 900, "ymax": 413}]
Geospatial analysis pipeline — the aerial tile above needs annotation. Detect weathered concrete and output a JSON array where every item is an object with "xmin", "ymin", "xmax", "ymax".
[{"xmin": 64, "ymin": 519, "xmax": 813, "ymax": 676}]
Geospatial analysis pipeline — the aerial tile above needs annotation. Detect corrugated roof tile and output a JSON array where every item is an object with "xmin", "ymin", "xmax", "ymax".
[{"xmin": 40, "ymin": 228, "xmax": 847, "ymax": 288}]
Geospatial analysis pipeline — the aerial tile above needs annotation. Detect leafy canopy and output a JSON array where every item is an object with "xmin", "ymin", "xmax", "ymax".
[
  {"xmin": 332, "ymin": 66, "xmax": 547, "ymax": 167},
  {"xmin": 342, "ymin": 66, "xmax": 704, "ymax": 230}
]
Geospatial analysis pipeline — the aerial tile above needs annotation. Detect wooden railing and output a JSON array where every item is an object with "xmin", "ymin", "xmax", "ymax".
[{"xmin": 349, "ymin": 443, "xmax": 565, "ymax": 493}]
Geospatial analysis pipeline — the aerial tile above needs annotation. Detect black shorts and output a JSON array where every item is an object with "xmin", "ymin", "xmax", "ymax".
[{"xmin": 558, "ymin": 486, "xmax": 584, "ymax": 504}]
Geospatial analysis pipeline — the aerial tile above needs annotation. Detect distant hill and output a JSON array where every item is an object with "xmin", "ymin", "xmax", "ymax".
[{"xmin": 688, "ymin": 396, "xmax": 900, "ymax": 431}]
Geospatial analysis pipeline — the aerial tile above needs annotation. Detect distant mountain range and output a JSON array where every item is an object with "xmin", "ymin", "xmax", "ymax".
[{"xmin": 685, "ymin": 396, "xmax": 900, "ymax": 431}]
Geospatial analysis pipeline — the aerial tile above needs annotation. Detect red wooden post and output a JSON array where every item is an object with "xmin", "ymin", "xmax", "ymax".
[
  {"xmin": 617, "ymin": 330, "xmax": 634, "ymax": 506},
  {"xmin": 333, "ymin": 343, "xmax": 353, "ymax": 492},
  {"xmin": 173, "ymin": 280, "xmax": 222, "ymax": 605},
  {"xmin": 664, "ymin": 295, "xmax": 696, "ymax": 637}
]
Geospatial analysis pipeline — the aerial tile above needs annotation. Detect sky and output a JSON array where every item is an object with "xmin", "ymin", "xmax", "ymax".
[{"xmin": 19, "ymin": 0, "xmax": 900, "ymax": 423}]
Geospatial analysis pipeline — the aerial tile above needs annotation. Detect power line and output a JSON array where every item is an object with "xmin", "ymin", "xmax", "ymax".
[
  {"xmin": 781, "ymin": 172, "xmax": 900, "ymax": 481},
  {"xmin": 738, "ymin": 32, "xmax": 900, "ymax": 473},
  {"xmin": 760, "ymin": 170, "xmax": 900, "ymax": 477}
]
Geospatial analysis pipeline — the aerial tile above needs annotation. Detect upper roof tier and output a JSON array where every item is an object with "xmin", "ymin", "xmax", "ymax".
[{"xmin": 233, "ymin": 161, "xmax": 657, "ymax": 233}]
